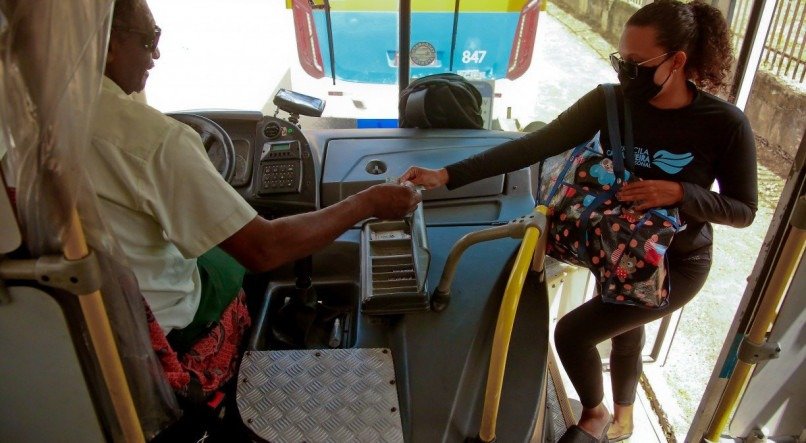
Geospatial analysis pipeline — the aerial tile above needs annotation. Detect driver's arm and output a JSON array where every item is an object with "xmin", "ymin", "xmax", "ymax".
[
  {"xmin": 147, "ymin": 123, "xmax": 420, "ymax": 272},
  {"xmin": 219, "ymin": 183, "xmax": 421, "ymax": 273}
]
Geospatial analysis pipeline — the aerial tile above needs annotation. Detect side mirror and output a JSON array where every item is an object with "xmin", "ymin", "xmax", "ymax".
[{"xmin": 273, "ymin": 88, "xmax": 325, "ymax": 117}]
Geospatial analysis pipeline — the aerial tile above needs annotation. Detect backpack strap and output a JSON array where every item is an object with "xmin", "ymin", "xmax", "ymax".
[
  {"xmin": 404, "ymin": 88, "xmax": 431, "ymax": 129},
  {"xmin": 437, "ymin": 82, "xmax": 482, "ymax": 128}
]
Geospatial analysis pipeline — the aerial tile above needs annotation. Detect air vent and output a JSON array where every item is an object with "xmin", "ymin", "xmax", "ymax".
[{"xmin": 263, "ymin": 122, "xmax": 281, "ymax": 140}]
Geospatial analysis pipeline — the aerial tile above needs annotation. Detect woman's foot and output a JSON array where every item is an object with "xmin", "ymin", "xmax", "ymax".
[
  {"xmin": 607, "ymin": 404, "xmax": 634, "ymax": 442},
  {"xmin": 576, "ymin": 403, "xmax": 611, "ymax": 440}
]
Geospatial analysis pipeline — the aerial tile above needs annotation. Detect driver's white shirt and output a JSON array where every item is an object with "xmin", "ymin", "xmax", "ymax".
[{"xmin": 87, "ymin": 76, "xmax": 257, "ymax": 334}]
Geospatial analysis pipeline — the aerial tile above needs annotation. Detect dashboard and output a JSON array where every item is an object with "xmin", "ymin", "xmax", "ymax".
[
  {"xmin": 195, "ymin": 111, "xmax": 318, "ymax": 216},
  {"xmin": 167, "ymin": 110, "xmax": 551, "ymax": 443},
  {"xmin": 188, "ymin": 111, "xmax": 536, "ymax": 223}
]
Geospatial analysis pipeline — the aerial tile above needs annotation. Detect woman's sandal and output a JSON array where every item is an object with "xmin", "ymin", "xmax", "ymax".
[
  {"xmin": 606, "ymin": 422, "xmax": 633, "ymax": 442},
  {"xmin": 607, "ymin": 430, "xmax": 632, "ymax": 442},
  {"xmin": 557, "ymin": 422, "xmax": 610, "ymax": 443}
]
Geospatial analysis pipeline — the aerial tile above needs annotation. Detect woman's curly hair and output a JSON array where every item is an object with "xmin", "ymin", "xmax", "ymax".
[{"xmin": 628, "ymin": 0, "xmax": 734, "ymax": 93}]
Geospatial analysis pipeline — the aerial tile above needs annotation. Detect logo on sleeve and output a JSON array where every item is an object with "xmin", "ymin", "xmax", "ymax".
[{"xmin": 652, "ymin": 150, "xmax": 694, "ymax": 174}]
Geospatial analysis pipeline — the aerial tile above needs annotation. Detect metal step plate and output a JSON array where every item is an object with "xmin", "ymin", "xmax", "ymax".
[{"xmin": 237, "ymin": 348, "xmax": 403, "ymax": 443}]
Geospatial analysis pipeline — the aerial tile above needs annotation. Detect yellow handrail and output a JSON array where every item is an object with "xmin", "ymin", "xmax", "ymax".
[
  {"xmin": 478, "ymin": 206, "xmax": 546, "ymax": 442},
  {"xmin": 704, "ymin": 223, "xmax": 805, "ymax": 441},
  {"xmin": 64, "ymin": 210, "xmax": 144, "ymax": 443}
]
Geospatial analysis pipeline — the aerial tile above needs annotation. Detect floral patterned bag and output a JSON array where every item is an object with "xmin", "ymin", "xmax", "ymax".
[{"xmin": 540, "ymin": 85, "xmax": 684, "ymax": 308}]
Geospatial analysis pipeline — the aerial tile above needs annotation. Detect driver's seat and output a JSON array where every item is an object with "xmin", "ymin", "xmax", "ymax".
[
  {"xmin": 0, "ymin": 175, "xmax": 252, "ymax": 442},
  {"xmin": 0, "ymin": 175, "xmax": 111, "ymax": 442}
]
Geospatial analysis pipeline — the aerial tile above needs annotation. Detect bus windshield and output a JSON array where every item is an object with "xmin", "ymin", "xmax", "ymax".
[
  {"xmin": 290, "ymin": 0, "xmax": 539, "ymax": 84},
  {"xmin": 145, "ymin": 0, "xmax": 546, "ymax": 122}
]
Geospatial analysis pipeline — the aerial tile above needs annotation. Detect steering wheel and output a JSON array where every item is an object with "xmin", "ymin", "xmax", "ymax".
[{"xmin": 168, "ymin": 113, "xmax": 236, "ymax": 182}]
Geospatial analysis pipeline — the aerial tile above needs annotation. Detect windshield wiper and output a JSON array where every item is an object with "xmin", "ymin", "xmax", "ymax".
[
  {"xmin": 449, "ymin": 0, "xmax": 460, "ymax": 71},
  {"xmin": 399, "ymin": 0, "xmax": 411, "ymax": 91},
  {"xmin": 323, "ymin": 0, "xmax": 336, "ymax": 85}
]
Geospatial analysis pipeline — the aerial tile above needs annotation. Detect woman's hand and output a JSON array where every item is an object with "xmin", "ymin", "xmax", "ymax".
[
  {"xmin": 616, "ymin": 180, "xmax": 683, "ymax": 211},
  {"xmin": 398, "ymin": 166, "xmax": 449, "ymax": 190}
]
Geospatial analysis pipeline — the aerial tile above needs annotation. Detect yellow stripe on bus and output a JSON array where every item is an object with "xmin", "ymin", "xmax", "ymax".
[{"xmin": 286, "ymin": 0, "xmax": 530, "ymax": 13}]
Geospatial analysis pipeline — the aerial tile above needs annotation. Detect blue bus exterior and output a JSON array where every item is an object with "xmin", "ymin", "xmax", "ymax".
[{"xmin": 291, "ymin": 0, "xmax": 541, "ymax": 84}]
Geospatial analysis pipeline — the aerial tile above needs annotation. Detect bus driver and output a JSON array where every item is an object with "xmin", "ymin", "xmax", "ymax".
[{"xmin": 88, "ymin": 0, "xmax": 420, "ymax": 391}]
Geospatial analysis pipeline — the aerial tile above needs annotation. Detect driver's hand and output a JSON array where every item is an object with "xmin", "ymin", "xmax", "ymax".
[
  {"xmin": 398, "ymin": 166, "xmax": 448, "ymax": 190},
  {"xmin": 362, "ymin": 183, "xmax": 422, "ymax": 219}
]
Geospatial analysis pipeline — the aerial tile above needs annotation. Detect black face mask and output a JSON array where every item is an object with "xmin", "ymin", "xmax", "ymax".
[{"xmin": 618, "ymin": 63, "xmax": 673, "ymax": 104}]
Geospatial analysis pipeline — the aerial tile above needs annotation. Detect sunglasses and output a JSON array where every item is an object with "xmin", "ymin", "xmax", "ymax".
[
  {"xmin": 113, "ymin": 25, "xmax": 161, "ymax": 52},
  {"xmin": 609, "ymin": 52, "xmax": 672, "ymax": 79}
]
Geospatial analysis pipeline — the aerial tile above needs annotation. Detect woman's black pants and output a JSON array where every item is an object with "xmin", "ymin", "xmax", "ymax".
[{"xmin": 554, "ymin": 255, "xmax": 711, "ymax": 408}]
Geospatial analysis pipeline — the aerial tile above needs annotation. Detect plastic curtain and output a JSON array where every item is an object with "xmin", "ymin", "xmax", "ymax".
[{"xmin": 0, "ymin": 0, "xmax": 180, "ymax": 439}]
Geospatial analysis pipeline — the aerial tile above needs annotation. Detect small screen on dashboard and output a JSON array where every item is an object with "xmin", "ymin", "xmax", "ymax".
[{"xmin": 271, "ymin": 143, "xmax": 292, "ymax": 152}]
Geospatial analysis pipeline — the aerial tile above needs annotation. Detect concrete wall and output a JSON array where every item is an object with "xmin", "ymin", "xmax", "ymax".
[
  {"xmin": 551, "ymin": 0, "xmax": 633, "ymax": 48},
  {"xmin": 744, "ymin": 72, "xmax": 806, "ymax": 162},
  {"xmin": 550, "ymin": 0, "xmax": 806, "ymax": 165}
]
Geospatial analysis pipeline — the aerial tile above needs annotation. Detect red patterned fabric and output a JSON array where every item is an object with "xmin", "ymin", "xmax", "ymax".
[{"xmin": 146, "ymin": 289, "xmax": 251, "ymax": 397}]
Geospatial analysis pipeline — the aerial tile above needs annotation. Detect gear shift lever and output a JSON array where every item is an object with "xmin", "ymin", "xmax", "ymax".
[
  {"xmin": 271, "ymin": 256, "xmax": 318, "ymax": 347},
  {"xmin": 294, "ymin": 255, "xmax": 316, "ymax": 303}
]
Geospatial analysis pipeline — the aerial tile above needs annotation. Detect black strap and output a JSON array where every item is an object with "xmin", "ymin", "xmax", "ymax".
[
  {"xmin": 405, "ymin": 88, "xmax": 431, "ymax": 128},
  {"xmin": 601, "ymin": 84, "xmax": 626, "ymax": 182},
  {"xmin": 623, "ymin": 98, "xmax": 635, "ymax": 171}
]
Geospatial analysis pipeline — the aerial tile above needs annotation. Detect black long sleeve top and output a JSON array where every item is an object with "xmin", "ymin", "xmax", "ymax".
[{"xmin": 445, "ymin": 83, "xmax": 758, "ymax": 259}]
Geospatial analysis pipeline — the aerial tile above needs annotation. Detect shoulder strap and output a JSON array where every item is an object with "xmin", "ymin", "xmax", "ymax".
[
  {"xmin": 405, "ymin": 88, "xmax": 431, "ymax": 128},
  {"xmin": 623, "ymin": 97, "xmax": 635, "ymax": 171},
  {"xmin": 601, "ymin": 84, "xmax": 626, "ymax": 181}
]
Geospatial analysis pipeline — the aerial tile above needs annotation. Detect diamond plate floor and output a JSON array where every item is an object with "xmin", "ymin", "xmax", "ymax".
[{"xmin": 237, "ymin": 348, "xmax": 403, "ymax": 443}]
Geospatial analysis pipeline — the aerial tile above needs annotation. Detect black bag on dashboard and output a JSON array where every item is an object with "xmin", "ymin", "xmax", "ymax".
[{"xmin": 398, "ymin": 73, "xmax": 484, "ymax": 129}]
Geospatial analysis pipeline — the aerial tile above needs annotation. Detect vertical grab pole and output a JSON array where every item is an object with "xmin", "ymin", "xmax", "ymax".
[{"xmin": 478, "ymin": 225, "xmax": 541, "ymax": 442}]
